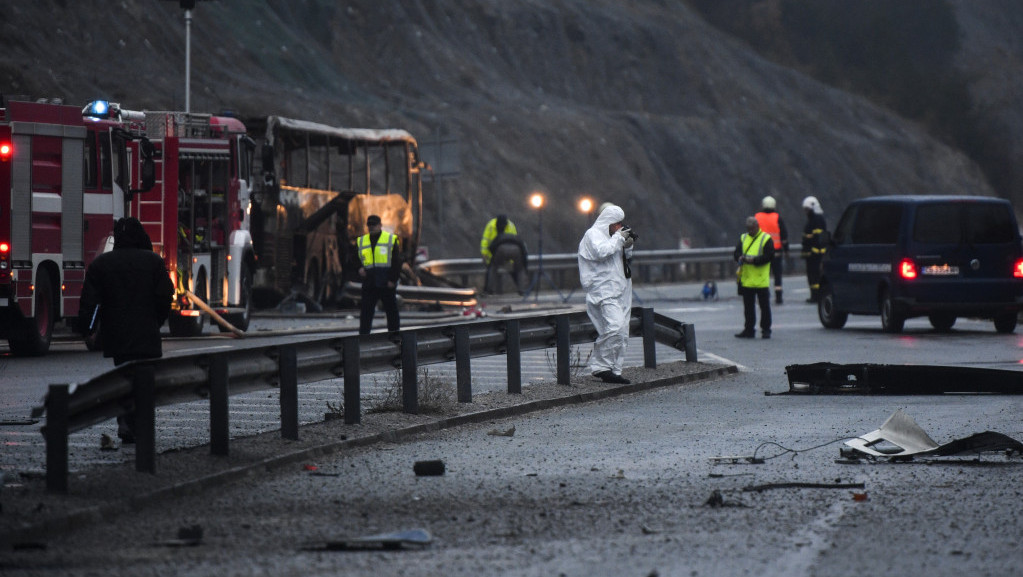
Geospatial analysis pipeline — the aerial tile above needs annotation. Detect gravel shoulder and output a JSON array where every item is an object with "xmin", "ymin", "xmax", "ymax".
[{"xmin": 1, "ymin": 359, "xmax": 735, "ymax": 548}]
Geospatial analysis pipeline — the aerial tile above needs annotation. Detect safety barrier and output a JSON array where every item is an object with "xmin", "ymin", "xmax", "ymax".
[
  {"xmin": 37, "ymin": 307, "xmax": 696, "ymax": 492},
  {"xmin": 418, "ymin": 243, "xmax": 805, "ymax": 289}
]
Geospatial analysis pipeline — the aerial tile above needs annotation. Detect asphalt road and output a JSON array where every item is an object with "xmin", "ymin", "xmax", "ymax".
[{"xmin": 4, "ymin": 279, "xmax": 1023, "ymax": 576}]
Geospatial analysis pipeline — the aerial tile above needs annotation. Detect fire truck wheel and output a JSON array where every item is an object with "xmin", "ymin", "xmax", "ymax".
[
  {"xmin": 9, "ymin": 269, "xmax": 55, "ymax": 356},
  {"xmin": 169, "ymin": 310, "xmax": 205, "ymax": 337},
  {"xmin": 220, "ymin": 261, "xmax": 252, "ymax": 332}
]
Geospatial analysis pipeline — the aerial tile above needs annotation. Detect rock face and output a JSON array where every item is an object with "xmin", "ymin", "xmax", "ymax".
[
  {"xmin": 0, "ymin": 1, "xmax": 1002, "ymax": 257},
  {"xmin": 951, "ymin": 0, "xmax": 1023, "ymax": 213}
]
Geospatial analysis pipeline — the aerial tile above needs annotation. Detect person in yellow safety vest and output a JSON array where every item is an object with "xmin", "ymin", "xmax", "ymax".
[
  {"xmin": 733, "ymin": 216, "xmax": 775, "ymax": 339},
  {"xmin": 357, "ymin": 214, "xmax": 402, "ymax": 335},
  {"xmin": 754, "ymin": 195, "xmax": 790, "ymax": 305},
  {"xmin": 481, "ymin": 214, "xmax": 528, "ymax": 295},
  {"xmin": 480, "ymin": 215, "xmax": 519, "ymax": 283},
  {"xmin": 801, "ymin": 196, "xmax": 828, "ymax": 303}
]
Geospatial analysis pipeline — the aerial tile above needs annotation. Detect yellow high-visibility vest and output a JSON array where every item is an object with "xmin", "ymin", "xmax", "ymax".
[
  {"xmin": 480, "ymin": 218, "xmax": 518, "ymax": 264},
  {"xmin": 739, "ymin": 232, "xmax": 772, "ymax": 289},
  {"xmin": 358, "ymin": 231, "xmax": 396, "ymax": 269}
]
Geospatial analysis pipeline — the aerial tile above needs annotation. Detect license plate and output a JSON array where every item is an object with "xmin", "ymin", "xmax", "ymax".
[{"xmin": 922, "ymin": 264, "xmax": 959, "ymax": 276}]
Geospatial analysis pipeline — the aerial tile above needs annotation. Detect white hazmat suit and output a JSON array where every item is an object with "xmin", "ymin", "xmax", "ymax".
[{"xmin": 578, "ymin": 204, "xmax": 633, "ymax": 380}]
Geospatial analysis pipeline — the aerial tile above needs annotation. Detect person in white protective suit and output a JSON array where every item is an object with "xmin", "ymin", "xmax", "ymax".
[{"xmin": 578, "ymin": 204, "xmax": 635, "ymax": 384}]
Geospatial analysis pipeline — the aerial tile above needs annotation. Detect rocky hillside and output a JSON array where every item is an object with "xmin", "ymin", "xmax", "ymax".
[{"xmin": 0, "ymin": 0, "xmax": 1005, "ymax": 257}]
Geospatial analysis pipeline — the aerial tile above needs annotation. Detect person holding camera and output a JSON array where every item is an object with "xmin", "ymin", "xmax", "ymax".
[
  {"xmin": 578, "ymin": 203, "xmax": 635, "ymax": 384},
  {"xmin": 734, "ymin": 216, "xmax": 775, "ymax": 339}
]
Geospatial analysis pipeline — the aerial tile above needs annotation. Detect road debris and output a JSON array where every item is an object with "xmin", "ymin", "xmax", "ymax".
[
  {"xmin": 156, "ymin": 525, "xmax": 203, "ymax": 547},
  {"xmin": 487, "ymin": 426, "xmax": 516, "ymax": 437},
  {"xmin": 704, "ymin": 490, "xmax": 748, "ymax": 508},
  {"xmin": 413, "ymin": 460, "xmax": 445, "ymax": 476},
  {"xmin": 843, "ymin": 409, "xmax": 1023, "ymax": 460},
  {"xmin": 784, "ymin": 362, "xmax": 1023, "ymax": 395},
  {"xmin": 742, "ymin": 481, "xmax": 865, "ymax": 492},
  {"xmin": 301, "ymin": 528, "xmax": 432, "ymax": 551}
]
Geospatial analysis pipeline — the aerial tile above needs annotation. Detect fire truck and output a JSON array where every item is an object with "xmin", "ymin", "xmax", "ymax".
[
  {"xmin": 0, "ymin": 97, "xmax": 254, "ymax": 355},
  {"xmin": 129, "ymin": 106, "xmax": 255, "ymax": 338}
]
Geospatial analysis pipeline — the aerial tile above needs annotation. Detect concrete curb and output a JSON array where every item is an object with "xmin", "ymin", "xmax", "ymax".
[{"xmin": 2, "ymin": 363, "xmax": 737, "ymax": 547}]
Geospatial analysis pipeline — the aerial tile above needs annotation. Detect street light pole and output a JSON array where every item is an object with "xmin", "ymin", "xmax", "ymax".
[
  {"xmin": 166, "ymin": 0, "xmax": 205, "ymax": 112},
  {"xmin": 530, "ymin": 193, "xmax": 545, "ymax": 302},
  {"xmin": 184, "ymin": 7, "xmax": 192, "ymax": 112}
]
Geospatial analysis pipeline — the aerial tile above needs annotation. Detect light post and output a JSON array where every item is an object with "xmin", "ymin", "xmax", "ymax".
[
  {"xmin": 166, "ymin": 0, "xmax": 210, "ymax": 112},
  {"xmin": 530, "ymin": 192, "xmax": 545, "ymax": 302},
  {"xmin": 578, "ymin": 197, "xmax": 594, "ymax": 226}
]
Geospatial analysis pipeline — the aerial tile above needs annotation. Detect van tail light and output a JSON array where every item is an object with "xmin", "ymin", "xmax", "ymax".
[
  {"xmin": 1014, "ymin": 258, "xmax": 1023, "ymax": 278},
  {"xmin": 899, "ymin": 259, "xmax": 918, "ymax": 280}
]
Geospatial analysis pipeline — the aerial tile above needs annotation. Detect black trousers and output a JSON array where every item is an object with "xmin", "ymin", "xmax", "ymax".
[
  {"xmin": 805, "ymin": 254, "xmax": 823, "ymax": 292},
  {"xmin": 359, "ymin": 284, "xmax": 400, "ymax": 334},
  {"xmin": 742, "ymin": 286, "xmax": 772, "ymax": 333},
  {"xmin": 771, "ymin": 255, "xmax": 784, "ymax": 289}
]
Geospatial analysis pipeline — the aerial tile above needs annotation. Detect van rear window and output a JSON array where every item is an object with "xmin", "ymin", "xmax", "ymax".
[
  {"xmin": 966, "ymin": 204, "xmax": 1016, "ymax": 243},
  {"xmin": 914, "ymin": 203, "xmax": 1016, "ymax": 244}
]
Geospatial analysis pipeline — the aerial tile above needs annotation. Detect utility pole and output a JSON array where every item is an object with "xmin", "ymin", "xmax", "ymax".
[{"xmin": 166, "ymin": 0, "xmax": 208, "ymax": 113}]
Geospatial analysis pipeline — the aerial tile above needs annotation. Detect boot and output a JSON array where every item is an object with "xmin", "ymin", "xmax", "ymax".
[{"xmin": 806, "ymin": 288, "xmax": 819, "ymax": 303}]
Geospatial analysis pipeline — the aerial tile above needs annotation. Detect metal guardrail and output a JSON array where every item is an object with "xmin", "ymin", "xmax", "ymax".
[
  {"xmin": 38, "ymin": 307, "xmax": 696, "ymax": 492},
  {"xmin": 418, "ymin": 244, "xmax": 805, "ymax": 287}
]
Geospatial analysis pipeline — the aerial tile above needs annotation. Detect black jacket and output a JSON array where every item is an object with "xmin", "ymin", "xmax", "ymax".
[{"xmin": 79, "ymin": 220, "xmax": 174, "ymax": 364}]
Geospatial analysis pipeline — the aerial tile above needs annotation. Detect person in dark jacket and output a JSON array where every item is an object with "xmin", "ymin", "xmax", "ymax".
[
  {"xmin": 801, "ymin": 196, "xmax": 828, "ymax": 303},
  {"xmin": 734, "ymin": 216, "xmax": 775, "ymax": 339},
  {"xmin": 754, "ymin": 195, "xmax": 789, "ymax": 304},
  {"xmin": 485, "ymin": 215, "xmax": 529, "ymax": 295},
  {"xmin": 79, "ymin": 217, "xmax": 174, "ymax": 442},
  {"xmin": 357, "ymin": 214, "xmax": 402, "ymax": 334}
]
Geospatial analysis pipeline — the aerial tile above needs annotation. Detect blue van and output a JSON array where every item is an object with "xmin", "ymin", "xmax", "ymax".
[{"xmin": 818, "ymin": 195, "xmax": 1023, "ymax": 333}]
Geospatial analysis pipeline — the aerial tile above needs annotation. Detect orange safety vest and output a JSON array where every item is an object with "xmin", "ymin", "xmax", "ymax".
[{"xmin": 755, "ymin": 212, "xmax": 782, "ymax": 250}]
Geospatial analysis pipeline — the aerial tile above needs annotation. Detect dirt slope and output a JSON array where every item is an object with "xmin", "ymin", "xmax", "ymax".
[{"xmin": 0, "ymin": 0, "xmax": 995, "ymax": 257}]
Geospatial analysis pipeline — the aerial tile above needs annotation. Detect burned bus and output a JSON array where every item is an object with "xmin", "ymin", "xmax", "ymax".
[{"xmin": 248, "ymin": 116, "xmax": 426, "ymax": 309}]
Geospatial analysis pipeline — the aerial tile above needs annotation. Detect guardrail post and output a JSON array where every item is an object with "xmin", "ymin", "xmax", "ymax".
[
  {"xmin": 401, "ymin": 331, "xmax": 418, "ymax": 414},
  {"xmin": 682, "ymin": 323, "xmax": 698, "ymax": 362},
  {"xmin": 343, "ymin": 336, "xmax": 361, "ymax": 424},
  {"xmin": 506, "ymin": 319, "xmax": 522, "ymax": 394},
  {"xmin": 556, "ymin": 315, "xmax": 570, "ymax": 385},
  {"xmin": 134, "ymin": 364, "xmax": 156, "ymax": 474},
  {"xmin": 45, "ymin": 384, "xmax": 70, "ymax": 493},
  {"xmin": 642, "ymin": 307, "xmax": 657, "ymax": 368},
  {"xmin": 455, "ymin": 325, "xmax": 472, "ymax": 402},
  {"xmin": 279, "ymin": 346, "xmax": 299, "ymax": 440},
  {"xmin": 209, "ymin": 354, "xmax": 230, "ymax": 455}
]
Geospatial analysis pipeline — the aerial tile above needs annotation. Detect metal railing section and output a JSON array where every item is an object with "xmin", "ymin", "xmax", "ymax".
[
  {"xmin": 418, "ymin": 244, "xmax": 804, "ymax": 288},
  {"xmin": 38, "ymin": 307, "xmax": 696, "ymax": 492}
]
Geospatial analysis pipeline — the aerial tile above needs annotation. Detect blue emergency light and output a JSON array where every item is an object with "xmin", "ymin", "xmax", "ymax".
[{"xmin": 83, "ymin": 100, "xmax": 112, "ymax": 119}]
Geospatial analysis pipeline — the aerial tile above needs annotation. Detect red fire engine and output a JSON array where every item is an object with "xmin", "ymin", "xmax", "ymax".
[
  {"xmin": 0, "ymin": 98, "xmax": 254, "ymax": 355},
  {"xmin": 0, "ymin": 98, "xmax": 150, "ymax": 355},
  {"xmin": 125, "ymin": 106, "xmax": 255, "ymax": 338}
]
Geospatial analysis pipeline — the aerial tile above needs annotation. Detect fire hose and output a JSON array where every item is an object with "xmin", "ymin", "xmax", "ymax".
[{"xmin": 184, "ymin": 290, "xmax": 245, "ymax": 338}]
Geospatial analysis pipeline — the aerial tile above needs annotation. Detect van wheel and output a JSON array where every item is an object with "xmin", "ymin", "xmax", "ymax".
[
  {"xmin": 880, "ymin": 290, "xmax": 904, "ymax": 333},
  {"xmin": 994, "ymin": 313, "xmax": 1018, "ymax": 334},
  {"xmin": 818, "ymin": 285, "xmax": 847, "ymax": 329},
  {"xmin": 928, "ymin": 313, "xmax": 956, "ymax": 332}
]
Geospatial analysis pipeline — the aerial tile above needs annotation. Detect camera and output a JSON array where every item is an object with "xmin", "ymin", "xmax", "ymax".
[{"xmin": 621, "ymin": 226, "xmax": 639, "ymax": 240}]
